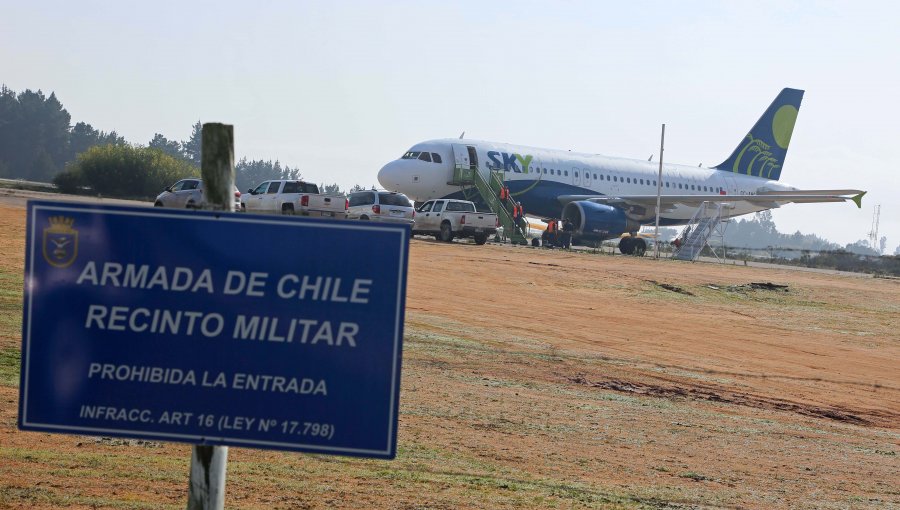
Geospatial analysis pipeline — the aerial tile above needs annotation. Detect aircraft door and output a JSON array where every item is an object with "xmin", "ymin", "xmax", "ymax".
[
  {"xmin": 452, "ymin": 145, "xmax": 471, "ymax": 170},
  {"xmin": 720, "ymin": 173, "xmax": 738, "ymax": 195}
]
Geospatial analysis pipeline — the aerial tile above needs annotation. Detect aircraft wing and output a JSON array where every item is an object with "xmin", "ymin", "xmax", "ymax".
[{"xmin": 557, "ymin": 190, "xmax": 866, "ymax": 213}]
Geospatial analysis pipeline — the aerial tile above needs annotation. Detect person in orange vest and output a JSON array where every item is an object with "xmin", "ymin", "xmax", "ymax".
[
  {"xmin": 515, "ymin": 203, "xmax": 526, "ymax": 230},
  {"xmin": 499, "ymin": 186, "xmax": 509, "ymax": 201}
]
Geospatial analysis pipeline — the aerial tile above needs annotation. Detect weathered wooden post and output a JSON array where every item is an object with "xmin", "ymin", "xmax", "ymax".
[
  {"xmin": 187, "ymin": 122, "xmax": 234, "ymax": 510},
  {"xmin": 200, "ymin": 123, "xmax": 235, "ymax": 212}
]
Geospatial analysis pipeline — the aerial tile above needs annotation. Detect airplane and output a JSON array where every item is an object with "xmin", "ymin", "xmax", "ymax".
[{"xmin": 377, "ymin": 88, "xmax": 865, "ymax": 254}]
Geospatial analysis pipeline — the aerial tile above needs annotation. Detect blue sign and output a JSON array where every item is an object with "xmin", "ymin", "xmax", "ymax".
[{"xmin": 19, "ymin": 201, "xmax": 409, "ymax": 459}]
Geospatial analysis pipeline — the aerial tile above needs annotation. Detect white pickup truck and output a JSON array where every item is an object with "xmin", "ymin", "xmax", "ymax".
[
  {"xmin": 413, "ymin": 199, "xmax": 498, "ymax": 245},
  {"xmin": 241, "ymin": 180, "xmax": 347, "ymax": 218}
]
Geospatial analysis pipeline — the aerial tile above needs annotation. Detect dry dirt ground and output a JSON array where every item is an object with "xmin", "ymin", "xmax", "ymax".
[{"xmin": 0, "ymin": 197, "xmax": 898, "ymax": 509}]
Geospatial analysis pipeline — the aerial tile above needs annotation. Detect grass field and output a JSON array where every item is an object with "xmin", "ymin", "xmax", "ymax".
[{"xmin": 0, "ymin": 201, "xmax": 898, "ymax": 509}]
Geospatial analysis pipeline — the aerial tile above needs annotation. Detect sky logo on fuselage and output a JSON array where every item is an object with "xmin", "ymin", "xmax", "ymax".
[{"xmin": 487, "ymin": 151, "xmax": 533, "ymax": 173}]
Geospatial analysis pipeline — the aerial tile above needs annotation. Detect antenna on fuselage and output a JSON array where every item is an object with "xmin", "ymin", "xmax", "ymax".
[
  {"xmin": 648, "ymin": 154, "xmax": 653, "ymax": 161},
  {"xmin": 459, "ymin": 131, "xmax": 465, "ymax": 139}
]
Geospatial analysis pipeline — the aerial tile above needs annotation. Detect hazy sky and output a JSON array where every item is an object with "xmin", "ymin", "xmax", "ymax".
[{"xmin": 3, "ymin": 1, "xmax": 897, "ymax": 248}]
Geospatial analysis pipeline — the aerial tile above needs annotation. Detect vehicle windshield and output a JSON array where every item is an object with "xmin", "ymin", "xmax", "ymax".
[
  {"xmin": 401, "ymin": 151, "xmax": 420, "ymax": 159},
  {"xmin": 378, "ymin": 193, "xmax": 411, "ymax": 207}
]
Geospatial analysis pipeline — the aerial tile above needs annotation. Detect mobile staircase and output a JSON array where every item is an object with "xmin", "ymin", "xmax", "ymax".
[
  {"xmin": 673, "ymin": 201, "xmax": 728, "ymax": 261},
  {"xmin": 448, "ymin": 165, "xmax": 529, "ymax": 244}
]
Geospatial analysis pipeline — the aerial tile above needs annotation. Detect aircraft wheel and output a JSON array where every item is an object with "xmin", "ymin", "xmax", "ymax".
[{"xmin": 633, "ymin": 238, "xmax": 647, "ymax": 256}]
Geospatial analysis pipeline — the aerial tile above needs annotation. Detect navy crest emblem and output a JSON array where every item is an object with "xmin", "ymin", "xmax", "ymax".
[{"xmin": 42, "ymin": 216, "xmax": 78, "ymax": 268}]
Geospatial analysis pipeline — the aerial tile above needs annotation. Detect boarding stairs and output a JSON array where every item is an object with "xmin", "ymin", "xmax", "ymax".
[
  {"xmin": 449, "ymin": 165, "xmax": 529, "ymax": 244},
  {"xmin": 673, "ymin": 202, "xmax": 728, "ymax": 261}
]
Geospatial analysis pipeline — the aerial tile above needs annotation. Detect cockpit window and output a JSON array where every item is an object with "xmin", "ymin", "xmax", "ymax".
[
  {"xmin": 402, "ymin": 151, "xmax": 421, "ymax": 159},
  {"xmin": 431, "ymin": 153, "xmax": 442, "ymax": 163},
  {"xmin": 417, "ymin": 152, "xmax": 432, "ymax": 162}
]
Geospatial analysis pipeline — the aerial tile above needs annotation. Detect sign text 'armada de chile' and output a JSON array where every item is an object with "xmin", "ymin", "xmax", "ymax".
[{"xmin": 19, "ymin": 201, "xmax": 409, "ymax": 459}]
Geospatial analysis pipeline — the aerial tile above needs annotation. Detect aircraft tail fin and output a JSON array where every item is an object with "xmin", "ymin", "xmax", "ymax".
[{"xmin": 713, "ymin": 88, "xmax": 803, "ymax": 181}]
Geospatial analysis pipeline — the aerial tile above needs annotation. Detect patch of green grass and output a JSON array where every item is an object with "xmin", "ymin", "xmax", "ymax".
[
  {"xmin": 0, "ymin": 270, "xmax": 24, "ymax": 346},
  {"xmin": 679, "ymin": 471, "xmax": 712, "ymax": 482},
  {"xmin": 0, "ymin": 347, "xmax": 20, "ymax": 387}
]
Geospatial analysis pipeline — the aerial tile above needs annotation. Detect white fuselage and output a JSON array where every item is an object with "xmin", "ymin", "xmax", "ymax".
[{"xmin": 378, "ymin": 139, "xmax": 797, "ymax": 226}]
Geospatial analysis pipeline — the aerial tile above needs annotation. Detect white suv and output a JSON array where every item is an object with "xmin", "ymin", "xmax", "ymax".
[
  {"xmin": 347, "ymin": 190, "xmax": 414, "ymax": 224},
  {"xmin": 154, "ymin": 179, "xmax": 242, "ymax": 210}
]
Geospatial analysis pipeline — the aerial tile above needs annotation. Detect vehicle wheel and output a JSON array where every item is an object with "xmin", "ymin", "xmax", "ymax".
[
  {"xmin": 474, "ymin": 234, "xmax": 487, "ymax": 245},
  {"xmin": 240, "ymin": 204, "xmax": 246, "ymax": 212},
  {"xmin": 531, "ymin": 237, "xmax": 541, "ymax": 247},
  {"xmin": 360, "ymin": 215, "xmax": 369, "ymax": 221},
  {"xmin": 618, "ymin": 237, "xmax": 634, "ymax": 255},
  {"xmin": 633, "ymin": 238, "xmax": 647, "ymax": 256},
  {"xmin": 186, "ymin": 201, "xmax": 197, "ymax": 209},
  {"xmin": 281, "ymin": 204, "xmax": 294, "ymax": 215},
  {"xmin": 439, "ymin": 222, "xmax": 453, "ymax": 242},
  {"xmin": 154, "ymin": 201, "xmax": 163, "ymax": 207}
]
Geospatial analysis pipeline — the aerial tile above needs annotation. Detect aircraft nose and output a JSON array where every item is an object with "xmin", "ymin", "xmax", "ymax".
[{"xmin": 377, "ymin": 160, "xmax": 401, "ymax": 191}]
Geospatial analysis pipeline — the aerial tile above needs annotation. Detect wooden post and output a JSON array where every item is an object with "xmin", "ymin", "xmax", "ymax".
[
  {"xmin": 187, "ymin": 446, "xmax": 228, "ymax": 510},
  {"xmin": 186, "ymin": 123, "xmax": 234, "ymax": 510},
  {"xmin": 200, "ymin": 123, "xmax": 235, "ymax": 212}
]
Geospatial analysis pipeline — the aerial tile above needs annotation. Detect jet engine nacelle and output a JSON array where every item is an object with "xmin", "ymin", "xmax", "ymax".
[{"xmin": 562, "ymin": 201, "xmax": 640, "ymax": 241}]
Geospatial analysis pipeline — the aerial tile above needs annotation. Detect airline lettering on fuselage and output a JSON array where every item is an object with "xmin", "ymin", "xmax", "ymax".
[{"xmin": 487, "ymin": 151, "xmax": 534, "ymax": 173}]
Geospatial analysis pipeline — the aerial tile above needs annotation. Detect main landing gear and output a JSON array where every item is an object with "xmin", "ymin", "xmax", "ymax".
[{"xmin": 618, "ymin": 235, "xmax": 647, "ymax": 256}]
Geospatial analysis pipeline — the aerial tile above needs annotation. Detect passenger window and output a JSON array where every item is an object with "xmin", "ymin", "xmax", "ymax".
[
  {"xmin": 575, "ymin": 171, "xmax": 579, "ymax": 178},
  {"xmin": 594, "ymin": 174, "xmax": 598, "ymax": 180},
  {"xmin": 666, "ymin": 182, "xmax": 670, "ymax": 188},
  {"xmin": 170, "ymin": 180, "xmax": 186, "ymax": 192},
  {"xmin": 267, "ymin": 182, "xmax": 280, "ymax": 194},
  {"xmin": 607, "ymin": 175, "xmax": 611, "ymax": 181},
  {"xmin": 418, "ymin": 202, "xmax": 433, "ymax": 212},
  {"xmin": 283, "ymin": 182, "xmax": 300, "ymax": 193},
  {"xmin": 564, "ymin": 171, "xmax": 568, "ymax": 176},
  {"xmin": 431, "ymin": 153, "xmax": 442, "ymax": 163},
  {"xmin": 542, "ymin": 168, "xmax": 546, "ymax": 174},
  {"xmin": 627, "ymin": 178, "xmax": 631, "ymax": 184},
  {"xmin": 432, "ymin": 201, "xmax": 445, "ymax": 212},
  {"xmin": 182, "ymin": 180, "xmax": 199, "ymax": 190},
  {"xmin": 418, "ymin": 152, "xmax": 432, "ymax": 162},
  {"xmin": 252, "ymin": 182, "xmax": 269, "ymax": 194}
]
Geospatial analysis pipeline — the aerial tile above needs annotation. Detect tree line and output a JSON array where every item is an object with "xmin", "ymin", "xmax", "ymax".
[{"xmin": 0, "ymin": 85, "xmax": 346, "ymax": 198}]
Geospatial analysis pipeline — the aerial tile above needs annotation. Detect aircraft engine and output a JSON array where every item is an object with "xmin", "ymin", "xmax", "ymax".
[{"xmin": 562, "ymin": 201, "xmax": 640, "ymax": 241}]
